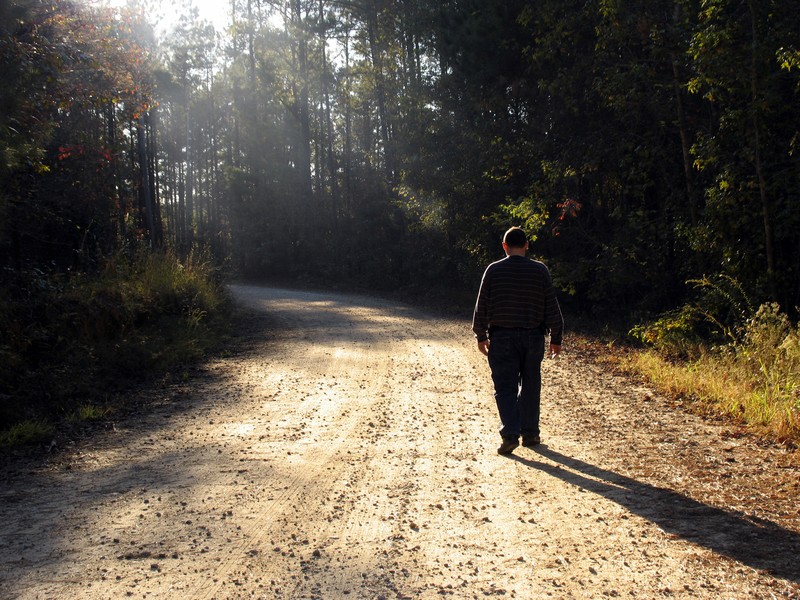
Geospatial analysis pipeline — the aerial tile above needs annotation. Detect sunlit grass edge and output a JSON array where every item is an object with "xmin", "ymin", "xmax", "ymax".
[{"xmin": 624, "ymin": 342, "xmax": 799, "ymax": 446}]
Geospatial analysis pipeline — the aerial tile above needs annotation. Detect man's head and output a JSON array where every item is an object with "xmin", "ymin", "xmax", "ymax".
[{"xmin": 502, "ymin": 227, "xmax": 528, "ymax": 253}]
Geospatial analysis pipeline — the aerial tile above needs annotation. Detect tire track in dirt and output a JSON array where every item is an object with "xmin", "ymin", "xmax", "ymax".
[
  {"xmin": 0, "ymin": 284, "xmax": 798, "ymax": 599},
  {"xmin": 186, "ymin": 287, "xmax": 406, "ymax": 599}
]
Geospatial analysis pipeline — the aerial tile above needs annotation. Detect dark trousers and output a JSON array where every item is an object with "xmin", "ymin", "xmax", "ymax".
[{"xmin": 487, "ymin": 329, "xmax": 545, "ymax": 440}]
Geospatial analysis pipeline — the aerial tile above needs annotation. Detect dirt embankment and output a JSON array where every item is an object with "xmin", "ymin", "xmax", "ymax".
[{"xmin": 0, "ymin": 284, "xmax": 798, "ymax": 599}]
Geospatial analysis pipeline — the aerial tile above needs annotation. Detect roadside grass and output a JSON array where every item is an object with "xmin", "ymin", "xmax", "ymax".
[
  {"xmin": 67, "ymin": 404, "xmax": 114, "ymax": 424},
  {"xmin": 0, "ymin": 249, "xmax": 230, "ymax": 450},
  {"xmin": 624, "ymin": 303, "xmax": 800, "ymax": 447},
  {"xmin": 0, "ymin": 420, "xmax": 56, "ymax": 448}
]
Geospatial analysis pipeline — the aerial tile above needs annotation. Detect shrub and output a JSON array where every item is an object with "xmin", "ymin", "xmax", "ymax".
[
  {"xmin": 629, "ymin": 274, "xmax": 753, "ymax": 359},
  {"xmin": 629, "ymin": 305, "xmax": 705, "ymax": 359},
  {"xmin": 731, "ymin": 303, "xmax": 800, "ymax": 438},
  {"xmin": 0, "ymin": 247, "xmax": 229, "ymax": 445}
]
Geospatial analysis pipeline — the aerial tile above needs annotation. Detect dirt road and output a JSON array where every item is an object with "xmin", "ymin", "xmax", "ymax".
[{"xmin": 1, "ymin": 284, "xmax": 799, "ymax": 599}]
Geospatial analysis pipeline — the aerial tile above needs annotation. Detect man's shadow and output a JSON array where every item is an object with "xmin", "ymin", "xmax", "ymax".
[{"xmin": 511, "ymin": 445, "xmax": 800, "ymax": 583}]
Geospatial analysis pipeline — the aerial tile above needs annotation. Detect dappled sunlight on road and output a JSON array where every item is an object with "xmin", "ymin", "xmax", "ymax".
[{"xmin": 0, "ymin": 285, "xmax": 798, "ymax": 599}]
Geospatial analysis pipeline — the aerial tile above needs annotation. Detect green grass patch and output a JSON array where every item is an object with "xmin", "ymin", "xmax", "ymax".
[
  {"xmin": 67, "ymin": 404, "xmax": 114, "ymax": 424},
  {"xmin": 0, "ymin": 420, "xmax": 56, "ymax": 449}
]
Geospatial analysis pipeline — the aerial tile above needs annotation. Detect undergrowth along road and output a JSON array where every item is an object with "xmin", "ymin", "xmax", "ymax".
[{"xmin": 0, "ymin": 284, "xmax": 798, "ymax": 599}]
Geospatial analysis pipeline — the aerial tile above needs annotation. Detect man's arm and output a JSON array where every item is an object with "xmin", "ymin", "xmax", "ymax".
[
  {"xmin": 542, "ymin": 267, "xmax": 564, "ymax": 347},
  {"xmin": 471, "ymin": 267, "xmax": 491, "ymax": 352}
]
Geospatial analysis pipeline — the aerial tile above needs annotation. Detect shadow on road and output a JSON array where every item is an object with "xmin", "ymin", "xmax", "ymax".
[{"xmin": 511, "ymin": 445, "xmax": 800, "ymax": 584}]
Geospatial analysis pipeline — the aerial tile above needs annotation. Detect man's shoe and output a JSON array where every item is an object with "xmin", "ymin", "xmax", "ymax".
[
  {"xmin": 497, "ymin": 437, "xmax": 519, "ymax": 455},
  {"xmin": 522, "ymin": 435, "xmax": 541, "ymax": 447}
]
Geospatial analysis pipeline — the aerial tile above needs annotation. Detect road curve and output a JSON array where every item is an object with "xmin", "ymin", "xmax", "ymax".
[{"xmin": 0, "ymin": 284, "xmax": 798, "ymax": 599}]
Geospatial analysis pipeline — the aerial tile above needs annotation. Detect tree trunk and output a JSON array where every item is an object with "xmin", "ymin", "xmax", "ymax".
[
  {"xmin": 185, "ymin": 105, "xmax": 195, "ymax": 251},
  {"xmin": 402, "ymin": 0, "xmax": 419, "ymax": 87},
  {"xmin": 147, "ymin": 110, "xmax": 164, "ymax": 247},
  {"xmin": 247, "ymin": 0, "xmax": 256, "ymax": 92},
  {"xmin": 137, "ymin": 114, "xmax": 156, "ymax": 248},
  {"xmin": 320, "ymin": 0, "xmax": 340, "ymax": 228},
  {"xmin": 747, "ymin": 0, "xmax": 775, "ymax": 296},
  {"xmin": 291, "ymin": 0, "xmax": 314, "ymax": 204},
  {"xmin": 366, "ymin": 0, "xmax": 394, "ymax": 184},
  {"xmin": 671, "ymin": 54, "xmax": 697, "ymax": 227},
  {"xmin": 343, "ymin": 25, "xmax": 353, "ymax": 215},
  {"xmin": 107, "ymin": 102, "xmax": 126, "ymax": 241}
]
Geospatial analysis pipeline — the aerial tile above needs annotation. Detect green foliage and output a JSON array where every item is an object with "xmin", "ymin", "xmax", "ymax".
[
  {"xmin": 684, "ymin": 274, "xmax": 754, "ymax": 342},
  {"xmin": 493, "ymin": 196, "xmax": 549, "ymax": 243},
  {"xmin": 1, "ymin": 0, "xmax": 162, "ymax": 272},
  {"xmin": 630, "ymin": 268, "xmax": 799, "ymax": 441},
  {"xmin": 67, "ymin": 404, "xmax": 112, "ymax": 424},
  {"xmin": 629, "ymin": 305, "xmax": 706, "ymax": 359},
  {"xmin": 143, "ymin": 0, "xmax": 800, "ymax": 320},
  {"xmin": 0, "ymin": 249, "xmax": 229, "ymax": 445},
  {"xmin": 0, "ymin": 420, "xmax": 55, "ymax": 449},
  {"xmin": 630, "ymin": 274, "xmax": 754, "ymax": 357}
]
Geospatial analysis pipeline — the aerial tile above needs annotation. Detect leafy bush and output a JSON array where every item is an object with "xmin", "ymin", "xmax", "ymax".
[
  {"xmin": 0, "ymin": 248, "xmax": 229, "ymax": 443},
  {"xmin": 629, "ymin": 305, "xmax": 706, "ymax": 359},
  {"xmin": 629, "ymin": 274, "xmax": 753, "ymax": 358}
]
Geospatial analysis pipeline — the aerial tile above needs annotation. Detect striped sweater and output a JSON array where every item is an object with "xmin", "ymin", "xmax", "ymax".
[{"xmin": 472, "ymin": 255, "xmax": 564, "ymax": 345}]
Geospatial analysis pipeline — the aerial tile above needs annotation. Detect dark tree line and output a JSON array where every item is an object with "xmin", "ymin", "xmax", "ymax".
[
  {"xmin": 3, "ymin": 0, "xmax": 800, "ymax": 326},
  {"xmin": 1, "ymin": 0, "xmax": 163, "ymax": 272}
]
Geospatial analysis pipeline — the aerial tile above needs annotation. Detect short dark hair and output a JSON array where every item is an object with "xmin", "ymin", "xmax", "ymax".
[{"xmin": 503, "ymin": 227, "xmax": 527, "ymax": 248}]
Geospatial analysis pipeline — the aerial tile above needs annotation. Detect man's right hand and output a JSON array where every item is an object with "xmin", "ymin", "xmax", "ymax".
[{"xmin": 478, "ymin": 340, "xmax": 489, "ymax": 356}]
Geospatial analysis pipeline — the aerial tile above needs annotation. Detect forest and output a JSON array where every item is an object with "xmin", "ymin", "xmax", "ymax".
[{"xmin": 1, "ymin": 0, "xmax": 799, "ymax": 440}]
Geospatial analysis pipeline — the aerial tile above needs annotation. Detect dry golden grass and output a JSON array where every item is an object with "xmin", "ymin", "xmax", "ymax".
[{"xmin": 625, "ymin": 342, "xmax": 799, "ymax": 446}]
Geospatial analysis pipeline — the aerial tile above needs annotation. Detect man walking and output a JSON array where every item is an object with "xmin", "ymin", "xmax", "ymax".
[{"xmin": 472, "ymin": 227, "xmax": 563, "ymax": 455}]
